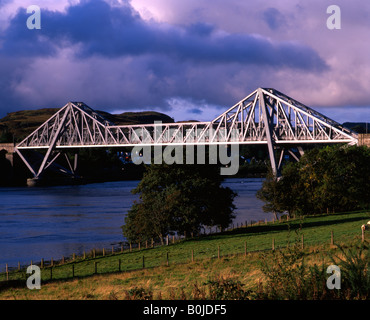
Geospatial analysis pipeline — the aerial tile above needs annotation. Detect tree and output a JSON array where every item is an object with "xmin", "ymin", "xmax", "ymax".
[
  {"xmin": 257, "ymin": 145, "xmax": 370, "ymax": 217},
  {"xmin": 122, "ymin": 164, "xmax": 237, "ymax": 243},
  {"xmin": 256, "ymin": 169, "xmax": 283, "ymax": 221}
]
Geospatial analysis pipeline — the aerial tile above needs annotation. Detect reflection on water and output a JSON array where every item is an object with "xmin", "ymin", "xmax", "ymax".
[{"xmin": 0, "ymin": 178, "xmax": 269, "ymax": 268}]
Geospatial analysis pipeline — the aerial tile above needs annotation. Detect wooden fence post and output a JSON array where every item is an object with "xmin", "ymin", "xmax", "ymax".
[
  {"xmin": 191, "ymin": 249, "xmax": 194, "ymax": 262},
  {"xmin": 41, "ymin": 258, "xmax": 44, "ymax": 268},
  {"xmin": 166, "ymin": 252, "xmax": 169, "ymax": 266},
  {"xmin": 272, "ymin": 238, "xmax": 275, "ymax": 251},
  {"xmin": 331, "ymin": 230, "xmax": 334, "ymax": 246},
  {"xmin": 93, "ymin": 249, "xmax": 96, "ymax": 259},
  {"xmin": 301, "ymin": 234, "xmax": 304, "ymax": 250}
]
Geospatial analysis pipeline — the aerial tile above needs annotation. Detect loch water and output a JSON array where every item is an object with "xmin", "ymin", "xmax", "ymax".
[{"xmin": 0, "ymin": 178, "xmax": 270, "ymax": 269}]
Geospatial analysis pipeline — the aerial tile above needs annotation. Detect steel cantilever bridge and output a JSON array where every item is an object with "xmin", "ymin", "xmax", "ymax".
[{"xmin": 15, "ymin": 88, "xmax": 358, "ymax": 180}]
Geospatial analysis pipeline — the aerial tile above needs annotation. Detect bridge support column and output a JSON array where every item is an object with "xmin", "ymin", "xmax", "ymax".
[
  {"xmin": 16, "ymin": 148, "xmax": 80, "ymax": 186},
  {"xmin": 276, "ymin": 146, "xmax": 304, "ymax": 174},
  {"xmin": 259, "ymin": 89, "xmax": 278, "ymax": 176}
]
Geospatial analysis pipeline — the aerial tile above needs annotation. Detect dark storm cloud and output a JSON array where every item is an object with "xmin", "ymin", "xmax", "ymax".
[
  {"xmin": 190, "ymin": 108, "xmax": 203, "ymax": 115},
  {"xmin": 262, "ymin": 7, "xmax": 287, "ymax": 30},
  {"xmin": 0, "ymin": 0, "xmax": 328, "ymax": 71},
  {"xmin": 0, "ymin": 56, "xmax": 32, "ymax": 113}
]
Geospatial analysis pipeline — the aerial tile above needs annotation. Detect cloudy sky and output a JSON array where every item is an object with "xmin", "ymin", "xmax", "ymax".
[{"xmin": 0, "ymin": 0, "xmax": 369, "ymax": 123}]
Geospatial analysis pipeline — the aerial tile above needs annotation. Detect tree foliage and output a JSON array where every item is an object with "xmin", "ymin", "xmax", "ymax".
[
  {"xmin": 122, "ymin": 164, "xmax": 237, "ymax": 243},
  {"xmin": 257, "ymin": 145, "xmax": 370, "ymax": 217}
]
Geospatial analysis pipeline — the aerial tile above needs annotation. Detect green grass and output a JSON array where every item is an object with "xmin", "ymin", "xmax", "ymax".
[{"xmin": 2, "ymin": 210, "xmax": 369, "ymax": 285}]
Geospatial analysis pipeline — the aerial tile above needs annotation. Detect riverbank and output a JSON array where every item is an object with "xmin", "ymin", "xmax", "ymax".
[{"xmin": 1, "ymin": 210, "xmax": 369, "ymax": 300}]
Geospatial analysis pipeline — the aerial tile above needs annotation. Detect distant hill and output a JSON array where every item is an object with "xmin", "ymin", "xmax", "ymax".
[
  {"xmin": 342, "ymin": 122, "xmax": 369, "ymax": 133},
  {"xmin": 96, "ymin": 110, "xmax": 174, "ymax": 126},
  {"xmin": 0, "ymin": 107, "xmax": 174, "ymax": 143}
]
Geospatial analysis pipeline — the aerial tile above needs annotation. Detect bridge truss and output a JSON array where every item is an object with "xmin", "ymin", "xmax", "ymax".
[{"xmin": 15, "ymin": 88, "xmax": 358, "ymax": 179}]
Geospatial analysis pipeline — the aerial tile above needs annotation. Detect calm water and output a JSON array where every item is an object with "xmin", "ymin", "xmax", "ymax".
[{"xmin": 0, "ymin": 178, "xmax": 269, "ymax": 269}]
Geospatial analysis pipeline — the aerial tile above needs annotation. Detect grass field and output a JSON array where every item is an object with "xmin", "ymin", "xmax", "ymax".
[{"xmin": 0, "ymin": 210, "xmax": 369, "ymax": 300}]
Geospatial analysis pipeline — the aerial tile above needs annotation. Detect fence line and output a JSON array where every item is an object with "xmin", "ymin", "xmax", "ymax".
[
  {"xmin": 2, "ymin": 218, "xmax": 277, "ymax": 273},
  {"xmin": 1, "ymin": 228, "xmax": 367, "ymax": 283},
  {"xmin": 1, "ymin": 214, "xmax": 368, "ymax": 282}
]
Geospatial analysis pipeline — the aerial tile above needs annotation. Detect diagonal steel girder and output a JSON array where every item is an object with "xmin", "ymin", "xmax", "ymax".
[{"xmin": 15, "ymin": 88, "xmax": 358, "ymax": 178}]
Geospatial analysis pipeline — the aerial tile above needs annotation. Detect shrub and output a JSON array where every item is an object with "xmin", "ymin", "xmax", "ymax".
[
  {"xmin": 205, "ymin": 276, "xmax": 250, "ymax": 300},
  {"xmin": 255, "ymin": 240, "xmax": 340, "ymax": 300},
  {"xmin": 124, "ymin": 287, "xmax": 153, "ymax": 300},
  {"xmin": 331, "ymin": 243, "xmax": 370, "ymax": 299}
]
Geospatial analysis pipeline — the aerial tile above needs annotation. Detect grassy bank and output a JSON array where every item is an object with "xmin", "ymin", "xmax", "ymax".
[{"xmin": 0, "ymin": 210, "xmax": 369, "ymax": 299}]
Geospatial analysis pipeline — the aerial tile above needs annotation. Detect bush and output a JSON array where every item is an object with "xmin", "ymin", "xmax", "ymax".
[
  {"xmin": 331, "ymin": 243, "xmax": 370, "ymax": 299},
  {"xmin": 255, "ymin": 238, "xmax": 370, "ymax": 300},
  {"xmin": 124, "ymin": 287, "xmax": 153, "ymax": 300},
  {"xmin": 205, "ymin": 277, "xmax": 250, "ymax": 300},
  {"xmin": 255, "ymin": 239, "xmax": 340, "ymax": 300}
]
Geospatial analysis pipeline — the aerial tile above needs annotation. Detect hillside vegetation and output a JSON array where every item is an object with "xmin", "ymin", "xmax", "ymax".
[{"xmin": 0, "ymin": 108, "xmax": 174, "ymax": 143}]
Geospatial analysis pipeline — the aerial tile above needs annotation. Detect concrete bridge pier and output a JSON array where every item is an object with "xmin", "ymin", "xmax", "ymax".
[{"xmin": 26, "ymin": 177, "xmax": 40, "ymax": 187}]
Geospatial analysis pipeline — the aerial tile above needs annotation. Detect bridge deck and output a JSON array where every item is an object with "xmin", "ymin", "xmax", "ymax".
[{"xmin": 14, "ymin": 88, "xmax": 358, "ymax": 178}]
